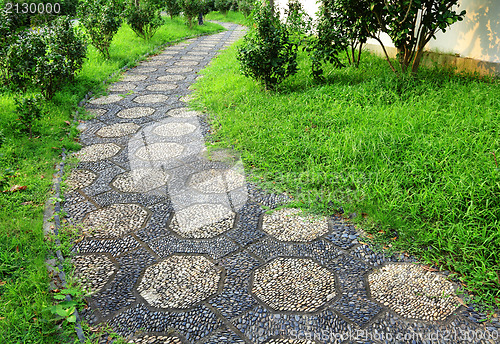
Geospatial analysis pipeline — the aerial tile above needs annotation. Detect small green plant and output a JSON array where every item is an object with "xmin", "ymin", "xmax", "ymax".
[
  {"xmin": 34, "ymin": 16, "xmax": 87, "ymax": 99},
  {"xmin": 48, "ymin": 287, "xmax": 85, "ymax": 323},
  {"xmin": 237, "ymin": 0, "xmax": 254, "ymax": 17},
  {"xmin": 179, "ymin": 0, "xmax": 204, "ymax": 28},
  {"xmin": 215, "ymin": 0, "xmax": 232, "ymax": 14},
  {"xmin": 165, "ymin": 0, "xmax": 182, "ymax": 19},
  {"xmin": 237, "ymin": 2, "xmax": 297, "ymax": 90},
  {"xmin": 14, "ymin": 95, "xmax": 45, "ymax": 139},
  {"xmin": 124, "ymin": 0, "xmax": 164, "ymax": 40},
  {"xmin": 78, "ymin": 0, "xmax": 122, "ymax": 59}
]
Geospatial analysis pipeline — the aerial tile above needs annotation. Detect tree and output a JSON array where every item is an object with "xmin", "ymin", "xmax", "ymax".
[
  {"xmin": 370, "ymin": 0, "xmax": 466, "ymax": 74},
  {"xmin": 165, "ymin": 0, "xmax": 182, "ymax": 19},
  {"xmin": 179, "ymin": 0, "xmax": 203, "ymax": 28},
  {"xmin": 124, "ymin": 0, "xmax": 164, "ymax": 40},
  {"xmin": 237, "ymin": 2, "xmax": 298, "ymax": 90},
  {"xmin": 77, "ymin": 0, "xmax": 122, "ymax": 59}
]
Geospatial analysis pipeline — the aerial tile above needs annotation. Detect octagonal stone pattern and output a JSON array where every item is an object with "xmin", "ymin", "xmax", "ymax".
[
  {"xmin": 73, "ymin": 254, "xmax": 116, "ymax": 294},
  {"xmin": 252, "ymin": 258, "xmax": 336, "ymax": 313},
  {"xmin": 170, "ymin": 204, "xmax": 235, "ymax": 239},
  {"xmin": 368, "ymin": 263, "xmax": 460, "ymax": 321},
  {"xmin": 112, "ymin": 169, "xmax": 169, "ymax": 193},
  {"xmin": 76, "ymin": 143, "xmax": 121, "ymax": 162},
  {"xmin": 89, "ymin": 94, "xmax": 122, "ymax": 105},
  {"xmin": 66, "ymin": 169, "xmax": 97, "ymax": 191},
  {"xmin": 96, "ymin": 123, "xmax": 140, "ymax": 137},
  {"xmin": 137, "ymin": 255, "xmax": 221, "ymax": 309},
  {"xmin": 135, "ymin": 142, "xmax": 184, "ymax": 161},
  {"xmin": 188, "ymin": 169, "xmax": 245, "ymax": 194},
  {"xmin": 83, "ymin": 203, "xmax": 148, "ymax": 238},
  {"xmin": 152, "ymin": 122, "xmax": 196, "ymax": 137},
  {"xmin": 262, "ymin": 208, "xmax": 329, "ymax": 242},
  {"xmin": 116, "ymin": 107, "xmax": 155, "ymax": 119},
  {"xmin": 133, "ymin": 94, "xmax": 169, "ymax": 104}
]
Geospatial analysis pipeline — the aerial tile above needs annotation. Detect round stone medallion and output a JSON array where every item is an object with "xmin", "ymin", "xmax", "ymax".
[
  {"xmin": 121, "ymin": 74, "xmax": 147, "ymax": 82},
  {"xmin": 262, "ymin": 208, "xmax": 329, "ymax": 242},
  {"xmin": 112, "ymin": 169, "xmax": 169, "ymax": 193},
  {"xmin": 83, "ymin": 203, "xmax": 149, "ymax": 238},
  {"xmin": 76, "ymin": 143, "xmax": 121, "ymax": 162},
  {"xmin": 116, "ymin": 106, "xmax": 155, "ymax": 119},
  {"xmin": 135, "ymin": 142, "xmax": 184, "ymax": 161},
  {"xmin": 73, "ymin": 254, "xmax": 116, "ymax": 294},
  {"xmin": 167, "ymin": 107, "xmax": 199, "ymax": 118},
  {"xmin": 157, "ymin": 75, "xmax": 185, "ymax": 82},
  {"xmin": 89, "ymin": 94, "xmax": 123, "ymax": 105},
  {"xmin": 137, "ymin": 255, "xmax": 221, "ymax": 309},
  {"xmin": 170, "ymin": 204, "xmax": 235, "ymax": 239},
  {"xmin": 96, "ymin": 123, "xmax": 140, "ymax": 137},
  {"xmin": 133, "ymin": 94, "xmax": 169, "ymax": 104},
  {"xmin": 165, "ymin": 67, "xmax": 192, "ymax": 74},
  {"xmin": 66, "ymin": 169, "xmax": 97, "ymax": 191},
  {"xmin": 368, "ymin": 263, "xmax": 460, "ymax": 321},
  {"xmin": 251, "ymin": 258, "xmax": 336, "ymax": 313},
  {"xmin": 108, "ymin": 83, "xmax": 136, "ymax": 92},
  {"xmin": 146, "ymin": 84, "xmax": 178, "ymax": 91},
  {"xmin": 153, "ymin": 122, "xmax": 196, "ymax": 137}
]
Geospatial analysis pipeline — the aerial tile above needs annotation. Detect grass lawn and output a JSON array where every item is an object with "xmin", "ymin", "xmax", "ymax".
[
  {"xmin": 191, "ymin": 42, "xmax": 500, "ymax": 309},
  {"xmin": 0, "ymin": 17, "xmax": 224, "ymax": 343},
  {"xmin": 205, "ymin": 10, "xmax": 251, "ymax": 26}
]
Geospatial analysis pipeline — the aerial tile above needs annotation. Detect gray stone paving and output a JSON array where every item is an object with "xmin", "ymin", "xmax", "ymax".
[{"xmin": 65, "ymin": 23, "xmax": 497, "ymax": 344}]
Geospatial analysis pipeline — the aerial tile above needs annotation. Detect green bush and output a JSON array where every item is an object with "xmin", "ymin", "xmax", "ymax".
[
  {"xmin": 179, "ymin": 0, "xmax": 203, "ymax": 28},
  {"xmin": 215, "ymin": 0, "xmax": 232, "ymax": 14},
  {"xmin": 124, "ymin": 0, "xmax": 164, "ymax": 40},
  {"xmin": 5, "ymin": 30, "xmax": 46, "ymax": 90},
  {"xmin": 237, "ymin": 0, "xmax": 253, "ymax": 17},
  {"xmin": 34, "ymin": 17, "xmax": 86, "ymax": 99},
  {"xmin": 237, "ymin": 3, "xmax": 297, "ymax": 90},
  {"xmin": 77, "ymin": 0, "xmax": 122, "ymax": 58},
  {"xmin": 13, "ymin": 95, "xmax": 45, "ymax": 138},
  {"xmin": 165, "ymin": 0, "xmax": 182, "ymax": 19}
]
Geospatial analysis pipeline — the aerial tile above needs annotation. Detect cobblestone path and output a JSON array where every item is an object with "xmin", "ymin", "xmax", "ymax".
[{"xmin": 64, "ymin": 23, "xmax": 496, "ymax": 344}]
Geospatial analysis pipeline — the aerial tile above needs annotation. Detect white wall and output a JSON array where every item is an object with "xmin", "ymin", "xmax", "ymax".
[{"xmin": 274, "ymin": 0, "xmax": 500, "ymax": 63}]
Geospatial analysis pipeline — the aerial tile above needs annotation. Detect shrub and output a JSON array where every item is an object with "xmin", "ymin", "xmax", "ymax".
[
  {"xmin": 77, "ymin": 0, "xmax": 122, "ymax": 59},
  {"xmin": 34, "ymin": 16, "xmax": 86, "ymax": 99},
  {"xmin": 165, "ymin": 0, "xmax": 182, "ymax": 19},
  {"xmin": 4, "ymin": 30, "xmax": 46, "ymax": 90},
  {"xmin": 14, "ymin": 95, "xmax": 45, "ymax": 139},
  {"xmin": 124, "ymin": 0, "xmax": 164, "ymax": 40},
  {"xmin": 179, "ymin": 0, "xmax": 203, "ymax": 28},
  {"xmin": 237, "ymin": 3, "xmax": 297, "ymax": 90},
  {"xmin": 238, "ymin": 0, "xmax": 253, "ymax": 17},
  {"xmin": 215, "ymin": 0, "xmax": 232, "ymax": 14}
]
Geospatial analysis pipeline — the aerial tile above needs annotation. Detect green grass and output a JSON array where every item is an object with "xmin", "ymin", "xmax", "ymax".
[
  {"xmin": 0, "ymin": 18, "xmax": 224, "ymax": 343},
  {"xmin": 205, "ymin": 10, "xmax": 251, "ymax": 26},
  {"xmin": 191, "ymin": 42, "xmax": 500, "ymax": 309}
]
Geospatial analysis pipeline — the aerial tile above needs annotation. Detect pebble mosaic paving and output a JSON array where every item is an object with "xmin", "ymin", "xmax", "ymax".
[{"xmin": 66, "ymin": 23, "xmax": 496, "ymax": 344}]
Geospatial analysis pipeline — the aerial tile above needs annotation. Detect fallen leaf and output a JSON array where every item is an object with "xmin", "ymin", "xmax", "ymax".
[
  {"xmin": 0, "ymin": 317, "xmax": 5, "ymax": 321},
  {"xmin": 456, "ymin": 297, "xmax": 467, "ymax": 307},
  {"xmin": 64, "ymin": 121, "xmax": 71, "ymax": 125},
  {"xmin": 3, "ymin": 185, "xmax": 27, "ymax": 193},
  {"xmin": 391, "ymin": 236, "xmax": 397, "ymax": 241},
  {"xmin": 422, "ymin": 265, "xmax": 439, "ymax": 272},
  {"xmin": 0, "ymin": 281, "xmax": 6, "ymax": 286},
  {"xmin": 362, "ymin": 212, "xmax": 368, "ymax": 218},
  {"xmin": 378, "ymin": 230, "xmax": 385, "ymax": 234},
  {"xmin": 21, "ymin": 201, "xmax": 33, "ymax": 206}
]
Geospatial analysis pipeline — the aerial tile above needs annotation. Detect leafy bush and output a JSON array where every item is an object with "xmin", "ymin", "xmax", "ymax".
[
  {"xmin": 165, "ymin": 0, "xmax": 182, "ymax": 19},
  {"xmin": 13, "ymin": 95, "xmax": 45, "ymax": 138},
  {"xmin": 237, "ymin": 0, "xmax": 253, "ymax": 17},
  {"xmin": 179, "ymin": 0, "xmax": 203, "ymax": 28},
  {"xmin": 215, "ymin": 0, "xmax": 232, "ymax": 14},
  {"xmin": 77, "ymin": 0, "xmax": 122, "ymax": 59},
  {"xmin": 124, "ymin": 0, "xmax": 164, "ymax": 40},
  {"xmin": 33, "ymin": 16, "xmax": 86, "ymax": 99},
  {"xmin": 4, "ymin": 30, "xmax": 46, "ymax": 90},
  {"xmin": 237, "ymin": 3, "xmax": 297, "ymax": 90}
]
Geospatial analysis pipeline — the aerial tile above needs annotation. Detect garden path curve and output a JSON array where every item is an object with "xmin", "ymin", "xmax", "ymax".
[{"xmin": 64, "ymin": 23, "xmax": 494, "ymax": 344}]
